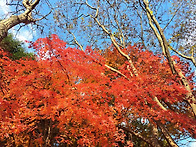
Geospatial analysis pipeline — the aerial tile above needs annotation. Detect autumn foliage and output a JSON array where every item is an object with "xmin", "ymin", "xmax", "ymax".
[{"xmin": 0, "ymin": 34, "xmax": 195, "ymax": 146}]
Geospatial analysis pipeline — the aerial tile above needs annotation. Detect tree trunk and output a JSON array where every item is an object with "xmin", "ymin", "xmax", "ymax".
[
  {"xmin": 142, "ymin": 0, "xmax": 196, "ymax": 118},
  {"xmin": 0, "ymin": 0, "xmax": 40, "ymax": 42}
]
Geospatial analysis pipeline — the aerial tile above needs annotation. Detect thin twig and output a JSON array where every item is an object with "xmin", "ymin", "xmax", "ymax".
[
  {"xmin": 69, "ymin": 31, "xmax": 84, "ymax": 51},
  {"xmin": 105, "ymin": 64, "xmax": 130, "ymax": 80},
  {"xmin": 163, "ymin": 2, "xmax": 183, "ymax": 31}
]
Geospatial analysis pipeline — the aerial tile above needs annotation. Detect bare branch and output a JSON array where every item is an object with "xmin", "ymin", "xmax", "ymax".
[
  {"xmin": 156, "ymin": 121, "xmax": 179, "ymax": 147},
  {"xmin": 105, "ymin": 64, "xmax": 130, "ymax": 80},
  {"xmin": 85, "ymin": 0, "xmax": 97, "ymax": 10},
  {"xmin": 169, "ymin": 45, "xmax": 196, "ymax": 67},
  {"xmin": 142, "ymin": 0, "xmax": 196, "ymax": 118},
  {"xmin": 119, "ymin": 125, "xmax": 157, "ymax": 147},
  {"xmin": 89, "ymin": 8, "xmax": 138, "ymax": 76},
  {"xmin": 153, "ymin": 97, "xmax": 167, "ymax": 111},
  {"xmin": 0, "ymin": 0, "xmax": 42, "ymax": 42},
  {"xmin": 22, "ymin": 0, "xmax": 30, "ymax": 8},
  {"xmin": 31, "ymin": 0, "xmax": 40, "ymax": 10},
  {"xmin": 163, "ymin": 2, "xmax": 183, "ymax": 31},
  {"xmin": 106, "ymin": 0, "xmax": 125, "ymax": 48},
  {"xmin": 69, "ymin": 31, "xmax": 84, "ymax": 51},
  {"xmin": 35, "ymin": 8, "xmax": 53, "ymax": 21},
  {"xmin": 87, "ymin": 1, "xmax": 172, "ymax": 114},
  {"xmin": 137, "ymin": 9, "xmax": 146, "ymax": 49}
]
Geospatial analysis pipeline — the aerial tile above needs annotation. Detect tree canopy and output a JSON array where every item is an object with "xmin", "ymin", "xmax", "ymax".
[{"xmin": 0, "ymin": 34, "xmax": 195, "ymax": 146}]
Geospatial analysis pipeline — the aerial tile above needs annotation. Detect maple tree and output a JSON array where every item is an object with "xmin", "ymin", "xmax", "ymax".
[{"xmin": 0, "ymin": 34, "xmax": 195, "ymax": 146}]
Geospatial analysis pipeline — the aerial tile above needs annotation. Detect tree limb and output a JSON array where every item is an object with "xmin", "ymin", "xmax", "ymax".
[
  {"xmin": 163, "ymin": 2, "xmax": 183, "ymax": 31},
  {"xmin": 105, "ymin": 64, "xmax": 130, "ymax": 80},
  {"xmin": 119, "ymin": 125, "xmax": 156, "ymax": 147},
  {"xmin": 68, "ymin": 31, "xmax": 84, "ymax": 51},
  {"xmin": 142, "ymin": 0, "xmax": 196, "ymax": 118},
  {"xmin": 169, "ymin": 45, "xmax": 196, "ymax": 67},
  {"xmin": 156, "ymin": 121, "xmax": 179, "ymax": 147},
  {"xmin": 0, "ymin": 0, "xmax": 41, "ymax": 42}
]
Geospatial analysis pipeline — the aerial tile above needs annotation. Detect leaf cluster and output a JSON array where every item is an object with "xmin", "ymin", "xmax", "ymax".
[{"xmin": 0, "ymin": 35, "xmax": 195, "ymax": 146}]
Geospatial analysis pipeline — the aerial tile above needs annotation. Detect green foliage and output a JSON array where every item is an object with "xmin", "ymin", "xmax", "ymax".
[{"xmin": 0, "ymin": 34, "xmax": 34, "ymax": 60}]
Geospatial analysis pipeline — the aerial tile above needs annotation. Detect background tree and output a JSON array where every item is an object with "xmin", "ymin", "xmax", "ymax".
[
  {"xmin": 51, "ymin": 0, "xmax": 195, "ymax": 63},
  {"xmin": 0, "ymin": 33, "xmax": 34, "ymax": 60}
]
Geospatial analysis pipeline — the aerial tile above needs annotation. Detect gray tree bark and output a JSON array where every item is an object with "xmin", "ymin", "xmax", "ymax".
[{"xmin": 0, "ymin": 0, "xmax": 40, "ymax": 42}]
